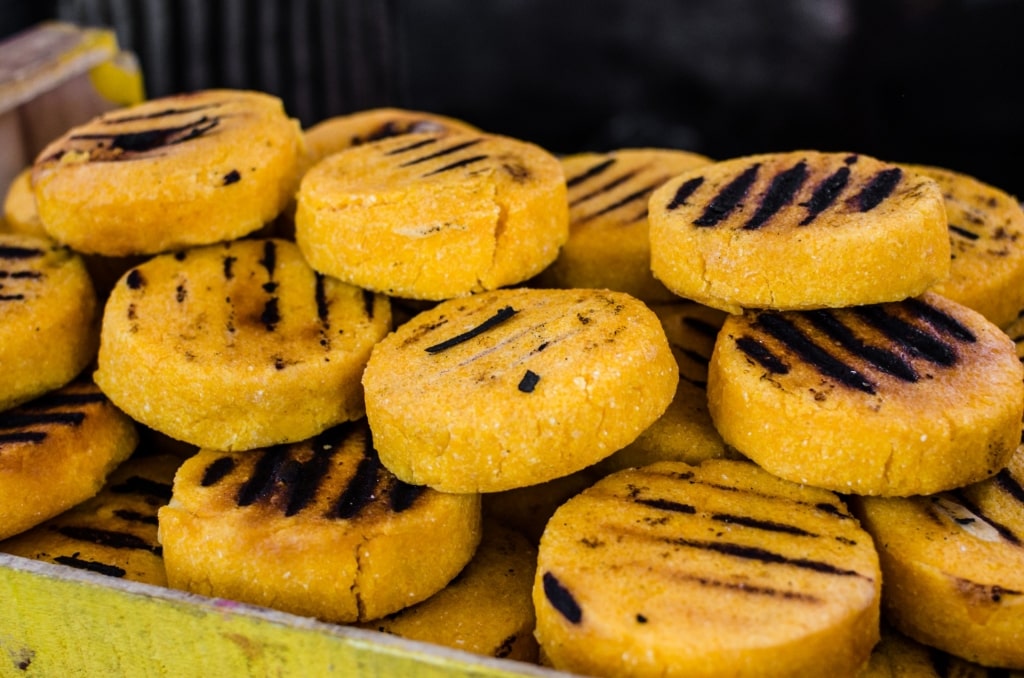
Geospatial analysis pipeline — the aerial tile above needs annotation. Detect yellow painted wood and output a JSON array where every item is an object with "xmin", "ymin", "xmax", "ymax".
[{"xmin": 0, "ymin": 554, "xmax": 568, "ymax": 678}]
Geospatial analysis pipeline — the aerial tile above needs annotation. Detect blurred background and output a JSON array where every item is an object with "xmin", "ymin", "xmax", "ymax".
[{"xmin": 2, "ymin": 0, "xmax": 1022, "ymax": 197}]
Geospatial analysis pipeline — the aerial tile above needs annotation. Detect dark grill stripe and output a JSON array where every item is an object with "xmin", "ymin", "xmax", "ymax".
[
  {"xmin": 852, "ymin": 168, "xmax": 903, "ymax": 212},
  {"xmin": 20, "ymin": 392, "xmax": 106, "ymax": 410},
  {"xmin": 362, "ymin": 289, "xmax": 376, "ymax": 320},
  {"xmin": 0, "ymin": 294, "xmax": 26, "ymax": 301},
  {"xmin": 903, "ymin": 298, "xmax": 976, "ymax": 343},
  {"xmin": 0, "ymin": 270, "xmax": 43, "ymax": 279},
  {"xmin": 237, "ymin": 446, "xmax": 290, "ymax": 507},
  {"xmin": 101, "ymin": 103, "xmax": 220, "ymax": 124},
  {"xmin": 635, "ymin": 498, "xmax": 696, "ymax": 514},
  {"xmin": 799, "ymin": 166, "xmax": 850, "ymax": 225},
  {"xmin": 0, "ymin": 412, "xmax": 86, "ymax": 430},
  {"xmin": 693, "ymin": 163, "xmax": 760, "ymax": 227},
  {"xmin": 756, "ymin": 313, "xmax": 876, "ymax": 394},
  {"xmin": 948, "ymin": 490, "xmax": 1021, "ymax": 545},
  {"xmin": 71, "ymin": 116, "xmax": 220, "ymax": 153},
  {"xmin": 113, "ymin": 509, "xmax": 159, "ymax": 526},
  {"xmin": 542, "ymin": 572, "xmax": 583, "ymax": 624},
  {"xmin": 108, "ymin": 476, "xmax": 173, "ymax": 501},
  {"xmin": 682, "ymin": 315, "xmax": 721, "ymax": 339},
  {"xmin": 565, "ymin": 158, "xmax": 616, "ymax": 188},
  {"xmin": 56, "ymin": 526, "xmax": 160, "ymax": 554},
  {"xmin": 804, "ymin": 309, "xmax": 918, "ymax": 382},
  {"xmin": 0, "ymin": 431, "xmax": 47, "ymax": 445},
  {"xmin": 284, "ymin": 423, "xmax": 353, "ymax": 517},
  {"xmin": 0, "ymin": 246, "xmax": 45, "ymax": 260},
  {"xmin": 735, "ymin": 336, "xmax": 789, "ymax": 375},
  {"xmin": 397, "ymin": 139, "xmax": 484, "ymax": 168},
  {"xmin": 383, "ymin": 137, "xmax": 439, "ymax": 156},
  {"xmin": 570, "ymin": 171, "xmax": 638, "ymax": 208},
  {"xmin": 261, "ymin": 297, "xmax": 281, "ymax": 332},
  {"xmin": 666, "ymin": 536, "xmax": 864, "ymax": 577},
  {"xmin": 949, "ymin": 224, "xmax": 981, "ymax": 240},
  {"xmin": 710, "ymin": 513, "xmax": 816, "ymax": 537},
  {"xmin": 994, "ymin": 468, "xmax": 1024, "ymax": 505},
  {"xmin": 677, "ymin": 347, "xmax": 711, "ymax": 369},
  {"xmin": 853, "ymin": 305, "xmax": 958, "ymax": 367},
  {"xmin": 53, "ymin": 555, "xmax": 126, "ymax": 578},
  {"xmin": 330, "ymin": 438, "xmax": 382, "ymax": 520},
  {"xmin": 584, "ymin": 182, "xmax": 665, "ymax": 222},
  {"xmin": 742, "ymin": 161, "xmax": 809, "ymax": 230},
  {"xmin": 421, "ymin": 154, "xmax": 488, "ymax": 177},
  {"xmin": 201, "ymin": 457, "xmax": 236, "ymax": 487},
  {"xmin": 260, "ymin": 240, "xmax": 277, "ymax": 279},
  {"xmin": 673, "ymin": 571, "xmax": 821, "ymax": 603},
  {"xmin": 314, "ymin": 273, "xmax": 329, "ymax": 325},
  {"xmin": 223, "ymin": 255, "xmax": 236, "ymax": 280},
  {"xmin": 424, "ymin": 305, "xmax": 519, "ymax": 353},
  {"xmin": 666, "ymin": 176, "xmax": 705, "ymax": 210},
  {"xmin": 390, "ymin": 481, "xmax": 425, "ymax": 513}
]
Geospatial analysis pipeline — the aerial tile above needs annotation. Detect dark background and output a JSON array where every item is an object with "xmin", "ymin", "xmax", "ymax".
[{"xmin": 3, "ymin": 0, "xmax": 1023, "ymax": 198}]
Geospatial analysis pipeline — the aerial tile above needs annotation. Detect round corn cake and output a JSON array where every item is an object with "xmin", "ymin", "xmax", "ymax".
[
  {"xmin": 0, "ymin": 451, "xmax": 179, "ymax": 585},
  {"xmin": 707, "ymin": 291, "xmax": 1024, "ymax": 496},
  {"xmin": 3, "ymin": 167, "xmax": 45, "ymax": 237},
  {"xmin": 906, "ymin": 163, "xmax": 1024, "ymax": 329},
  {"xmin": 158, "ymin": 420, "xmax": 481, "ymax": 624},
  {"xmin": 0, "ymin": 378, "xmax": 138, "ymax": 541},
  {"xmin": 295, "ymin": 130, "xmax": 569, "ymax": 300},
  {"xmin": 95, "ymin": 238, "xmax": 390, "ymax": 451},
  {"xmin": 533, "ymin": 459, "xmax": 881, "ymax": 678},
  {"xmin": 0, "ymin": 232, "xmax": 98, "ymax": 411},
  {"xmin": 648, "ymin": 150, "xmax": 949, "ymax": 312},
  {"xmin": 32, "ymin": 89, "xmax": 304, "ymax": 256},
  {"xmin": 362, "ymin": 287, "xmax": 678, "ymax": 493},
  {"xmin": 535, "ymin": 147, "xmax": 712, "ymax": 302},
  {"xmin": 359, "ymin": 521, "xmax": 538, "ymax": 663},
  {"xmin": 851, "ymin": 446, "xmax": 1024, "ymax": 669},
  {"xmin": 859, "ymin": 625, "xmax": 1024, "ymax": 678}
]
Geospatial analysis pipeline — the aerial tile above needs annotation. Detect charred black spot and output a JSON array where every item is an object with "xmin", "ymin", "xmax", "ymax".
[
  {"xmin": 222, "ymin": 169, "xmax": 241, "ymax": 186},
  {"xmin": 543, "ymin": 571, "xmax": 583, "ymax": 624},
  {"xmin": 126, "ymin": 269, "xmax": 145, "ymax": 289}
]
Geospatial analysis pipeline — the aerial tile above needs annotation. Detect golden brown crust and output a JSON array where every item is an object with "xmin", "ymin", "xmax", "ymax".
[{"xmin": 649, "ymin": 150, "xmax": 949, "ymax": 312}]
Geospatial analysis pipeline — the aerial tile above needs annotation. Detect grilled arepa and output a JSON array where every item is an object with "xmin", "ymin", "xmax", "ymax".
[
  {"xmin": 648, "ymin": 150, "xmax": 949, "ymax": 313},
  {"xmin": 295, "ymin": 130, "xmax": 569, "ymax": 300},
  {"xmin": 2, "ymin": 168, "xmax": 45, "ymax": 237},
  {"xmin": 0, "ymin": 378, "xmax": 138, "ymax": 541},
  {"xmin": 598, "ymin": 299, "xmax": 728, "ymax": 472},
  {"xmin": 0, "ymin": 451, "xmax": 180, "ymax": 585},
  {"xmin": 533, "ymin": 459, "xmax": 881, "ymax": 678},
  {"xmin": 31, "ymin": 89, "xmax": 304, "ymax": 257},
  {"xmin": 0, "ymin": 232, "xmax": 98, "ymax": 411},
  {"xmin": 362, "ymin": 287, "xmax": 678, "ymax": 493},
  {"xmin": 906, "ymin": 163, "xmax": 1024, "ymax": 329},
  {"xmin": 851, "ymin": 447, "xmax": 1024, "ymax": 669},
  {"xmin": 359, "ymin": 521, "xmax": 538, "ymax": 663},
  {"xmin": 535, "ymin": 148, "xmax": 712, "ymax": 302},
  {"xmin": 708, "ymin": 291, "xmax": 1023, "ymax": 496},
  {"xmin": 95, "ymin": 238, "xmax": 390, "ymax": 451},
  {"xmin": 158, "ymin": 420, "xmax": 481, "ymax": 624}
]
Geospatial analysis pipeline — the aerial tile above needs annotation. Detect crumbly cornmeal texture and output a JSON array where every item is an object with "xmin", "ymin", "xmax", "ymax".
[
  {"xmin": 598, "ymin": 300, "xmax": 728, "ymax": 473},
  {"xmin": 295, "ymin": 131, "xmax": 569, "ymax": 300},
  {"xmin": 0, "ymin": 232, "xmax": 98, "ymax": 411},
  {"xmin": 906, "ymin": 163, "xmax": 1024, "ymax": 329},
  {"xmin": 158, "ymin": 421, "xmax": 481, "ymax": 624},
  {"xmin": 0, "ymin": 379, "xmax": 138, "ymax": 541},
  {"xmin": 32, "ymin": 89, "xmax": 304, "ymax": 256},
  {"xmin": 303, "ymin": 107, "xmax": 479, "ymax": 168},
  {"xmin": 648, "ymin": 150, "xmax": 949, "ymax": 313},
  {"xmin": 95, "ymin": 238, "xmax": 391, "ymax": 451},
  {"xmin": 0, "ymin": 452, "xmax": 180, "ymax": 585},
  {"xmin": 2, "ymin": 168, "xmax": 45, "ymax": 237},
  {"xmin": 851, "ymin": 447, "xmax": 1024, "ymax": 669},
  {"xmin": 858, "ymin": 625, "xmax": 1019, "ymax": 677},
  {"xmin": 536, "ymin": 148, "xmax": 712, "ymax": 302},
  {"xmin": 358, "ymin": 521, "xmax": 539, "ymax": 663},
  {"xmin": 708, "ymin": 292, "xmax": 1024, "ymax": 496},
  {"xmin": 362, "ymin": 288, "xmax": 678, "ymax": 493},
  {"xmin": 533, "ymin": 460, "xmax": 881, "ymax": 678}
]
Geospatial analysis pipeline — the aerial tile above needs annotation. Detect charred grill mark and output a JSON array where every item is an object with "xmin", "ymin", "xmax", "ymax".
[
  {"xmin": 666, "ymin": 176, "xmax": 705, "ymax": 210},
  {"xmin": 259, "ymin": 241, "xmax": 277, "ymax": 278},
  {"xmin": 0, "ymin": 412, "xmax": 86, "ymax": 429},
  {"xmin": 682, "ymin": 315, "xmax": 721, "ymax": 339},
  {"xmin": 424, "ymin": 305, "xmax": 519, "ymax": 353},
  {"xmin": 995, "ymin": 467, "xmax": 1024, "ymax": 505},
  {"xmin": 667, "ymin": 536, "xmax": 864, "ymax": 577},
  {"xmin": 710, "ymin": 513, "xmax": 816, "ymax": 537},
  {"xmin": 851, "ymin": 168, "xmax": 903, "ymax": 212},
  {"xmin": 397, "ymin": 138, "xmax": 484, "ymax": 168},
  {"xmin": 542, "ymin": 572, "xmax": 583, "ymax": 624},
  {"xmin": 635, "ymin": 497, "xmax": 696, "ymax": 514},
  {"xmin": 949, "ymin": 224, "xmax": 981, "ymax": 240},
  {"xmin": 383, "ymin": 137, "xmax": 439, "ymax": 155},
  {"xmin": 693, "ymin": 163, "xmax": 760, "ymax": 227},
  {"xmin": 201, "ymin": 456, "xmax": 236, "ymax": 486},
  {"xmin": 421, "ymin": 154, "xmax": 489, "ymax": 177},
  {"xmin": 101, "ymin": 103, "xmax": 220, "ymax": 123},
  {"xmin": 283, "ymin": 423, "xmax": 354, "ymax": 517},
  {"xmin": 113, "ymin": 509, "xmax": 159, "ymax": 526},
  {"xmin": 0, "ymin": 246, "xmax": 44, "ymax": 260},
  {"xmin": 805, "ymin": 309, "xmax": 918, "ymax": 382},
  {"xmin": 261, "ymin": 297, "xmax": 281, "ymax": 331},
  {"xmin": 799, "ymin": 166, "xmax": 850, "ymax": 225},
  {"xmin": 362, "ymin": 289, "xmax": 376, "ymax": 319},
  {"xmin": 570, "ymin": 170, "xmax": 638, "ymax": 208},
  {"xmin": 330, "ymin": 434, "xmax": 382, "ymax": 520},
  {"xmin": 53, "ymin": 555, "xmax": 126, "ymax": 578},
  {"xmin": 175, "ymin": 283, "xmax": 187, "ymax": 303},
  {"xmin": 581, "ymin": 181, "xmax": 666, "ymax": 223},
  {"xmin": 223, "ymin": 255, "xmax": 236, "ymax": 280},
  {"xmin": 902, "ymin": 297, "xmax": 976, "ymax": 343},
  {"xmin": 20, "ymin": 391, "xmax": 106, "ymax": 409},
  {"xmin": 257, "ymin": 241, "xmax": 280, "ymax": 332},
  {"xmin": 0, "ymin": 431, "xmax": 47, "ymax": 445},
  {"xmin": 518, "ymin": 370, "xmax": 540, "ymax": 393},
  {"xmin": 108, "ymin": 476, "xmax": 173, "ymax": 501},
  {"xmin": 222, "ymin": 170, "xmax": 241, "ymax": 186},
  {"xmin": 0, "ymin": 294, "xmax": 25, "ymax": 301},
  {"xmin": 71, "ymin": 115, "xmax": 220, "ymax": 154},
  {"xmin": 735, "ymin": 335, "xmax": 789, "ymax": 375},
  {"xmin": 126, "ymin": 269, "xmax": 145, "ymax": 289},
  {"xmin": 389, "ymin": 481, "xmax": 425, "ymax": 513},
  {"xmin": 756, "ymin": 313, "xmax": 876, "ymax": 394},
  {"xmin": 670, "ymin": 571, "xmax": 821, "ymax": 603},
  {"xmin": 565, "ymin": 157, "xmax": 616, "ymax": 188},
  {"xmin": 948, "ymin": 489, "xmax": 1021, "ymax": 545},
  {"xmin": 237, "ymin": 446, "xmax": 290, "ymax": 507},
  {"xmin": 312, "ymin": 273, "xmax": 329, "ymax": 327},
  {"xmin": 853, "ymin": 305, "xmax": 958, "ymax": 367},
  {"xmin": 56, "ymin": 526, "xmax": 161, "ymax": 554},
  {"xmin": 0, "ymin": 270, "xmax": 43, "ymax": 279},
  {"xmin": 743, "ymin": 160, "xmax": 809, "ymax": 230}
]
